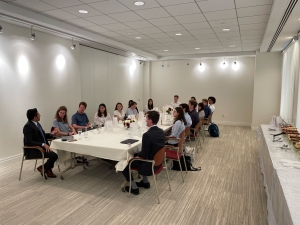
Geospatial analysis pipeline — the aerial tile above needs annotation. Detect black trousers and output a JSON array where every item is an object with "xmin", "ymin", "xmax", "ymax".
[
  {"xmin": 25, "ymin": 149, "xmax": 58, "ymax": 170},
  {"xmin": 122, "ymin": 161, "xmax": 159, "ymax": 182}
]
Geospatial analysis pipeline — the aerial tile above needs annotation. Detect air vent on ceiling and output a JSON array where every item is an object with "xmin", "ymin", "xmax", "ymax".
[{"xmin": 267, "ymin": 0, "xmax": 298, "ymax": 52}]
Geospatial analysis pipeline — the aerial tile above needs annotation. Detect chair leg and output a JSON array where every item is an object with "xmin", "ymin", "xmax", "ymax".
[
  {"xmin": 57, "ymin": 164, "xmax": 61, "ymax": 172},
  {"xmin": 19, "ymin": 156, "xmax": 25, "ymax": 181},
  {"xmin": 128, "ymin": 169, "xmax": 132, "ymax": 197},
  {"xmin": 34, "ymin": 159, "xmax": 37, "ymax": 171},
  {"xmin": 152, "ymin": 167, "xmax": 160, "ymax": 204},
  {"xmin": 182, "ymin": 155, "xmax": 188, "ymax": 174},
  {"xmin": 164, "ymin": 159, "xmax": 171, "ymax": 191},
  {"xmin": 178, "ymin": 158, "xmax": 184, "ymax": 183},
  {"xmin": 42, "ymin": 157, "xmax": 46, "ymax": 181}
]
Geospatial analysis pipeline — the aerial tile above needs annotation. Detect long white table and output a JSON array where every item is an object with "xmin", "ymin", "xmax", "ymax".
[
  {"xmin": 259, "ymin": 125, "xmax": 300, "ymax": 225},
  {"xmin": 50, "ymin": 124, "xmax": 171, "ymax": 173}
]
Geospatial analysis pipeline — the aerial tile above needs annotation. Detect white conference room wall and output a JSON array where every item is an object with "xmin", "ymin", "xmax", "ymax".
[
  {"xmin": 79, "ymin": 45, "xmax": 144, "ymax": 122},
  {"xmin": 0, "ymin": 21, "xmax": 81, "ymax": 162},
  {"xmin": 149, "ymin": 58, "xmax": 255, "ymax": 126}
]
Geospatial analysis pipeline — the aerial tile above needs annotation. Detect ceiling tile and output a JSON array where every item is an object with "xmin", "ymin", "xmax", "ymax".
[
  {"xmin": 242, "ymin": 39, "xmax": 263, "ymax": 44},
  {"xmin": 85, "ymin": 15, "xmax": 119, "ymax": 25},
  {"xmin": 166, "ymin": 30, "xmax": 191, "ymax": 37},
  {"xmin": 136, "ymin": 27, "xmax": 163, "ymax": 34},
  {"xmin": 213, "ymin": 26, "xmax": 240, "ymax": 33},
  {"xmin": 242, "ymin": 42, "xmax": 262, "ymax": 47},
  {"xmin": 84, "ymin": 25, "xmax": 110, "ymax": 33},
  {"xmin": 148, "ymin": 17, "xmax": 179, "ymax": 26},
  {"xmin": 117, "ymin": 0, "xmax": 161, "ymax": 10},
  {"xmin": 237, "ymin": 5, "xmax": 272, "ymax": 17},
  {"xmin": 115, "ymin": 30, "xmax": 143, "ymax": 36},
  {"xmin": 202, "ymin": 42, "xmax": 223, "ymax": 47},
  {"xmin": 135, "ymin": 7, "xmax": 170, "ymax": 19},
  {"xmin": 126, "ymin": 34, "xmax": 151, "ymax": 40},
  {"xmin": 156, "ymin": 38, "xmax": 177, "ymax": 43},
  {"xmin": 101, "ymin": 23, "xmax": 131, "ymax": 31},
  {"xmin": 112, "ymin": 36, "xmax": 133, "ymax": 42},
  {"xmin": 238, "ymin": 15, "xmax": 270, "ymax": 25},
  {"xmin": 156, "ymin": 0, "xmax": 194, "ymax": 6},
  {"xmin": 204, "ymin": 9, "xmax": 236, "ymax": 21},
  {"xmin": 98, "ymin": 31, "xmax": 123, "ymax": 37},
  {"xmin": 62, "ymin": 4, "xmax": 103, "ymax": 18},
  {"xmin": 241, "ymin": 34, "xmax": 264, "ymax": 40},
  {"xmin": 80, "ymin": 0, "xmax": 107, "ymax": 3},
  {"xmin": 124, "ymin": 20, "xmax": 154, "ymax": 29},
  {"xmin": 146, "ymin": 33, "xmax": 171, "ymax": 38},
  {"xmin": 194, "ymin": 34, "xmax": 218, "ymax": 40},
  {"xmin": 164, "ymin": 3, "xmax": 201, "ymax": 16},
  {"xmin": 42, "ymin": 9, "xmax": 78, "ymax": 20},
  {"xmin": 89, "ymin": 0, "xmax": 130, "ymax": 14},
  {"xmin": 235, "ymin": 0, "xmax": 273, "ymax": 8},
  {"xmin": 42, "ymin": 0, "xmax": 82, "ymax": 8},
  {"xmin": 209, "ymin": 18, "xmax": 238, "ymax": 28},
  {"xmin": 137, "ymin": 39, "xmax": 159, "ymax": 44},
  {"xmin": 179, "ymin": 40, "xmax": 201, "ymax": 45},
  {"xmin": 12, "ymin": 0, "xmax": 56, "ymax": 12},
  {"xmin": 174, "ymin": 13, "xmax": 206, "ymax": 24},
  {"xmin": 173, "ymin": 35, "xmax": 197, "ymax": 41},
  {"xmin": 224, "ymin": 47, "xmax": 243, "ymax": 52},
  {"xmin": 217, "ymin": 31, "xmax": 240, "ymax": 38},
  {"xmin": 221, "ymin": 40, "xmax": 242, "ymax": 45},
  {"xmin": 108, "ymin": 11, "xmax": 144, "ymax": 22},
  {"xmin": 219, "ymin": 36, "xmax": 241, "ymax": 41},
  {"xmin": 198, "ymin": 38, "xmax": 220, "ymax": 43},
  {"xmin": 242, "ymin": 46, "xmax": 260, "ymax": 51},
  {"xmin": 64, "ymin": 18, "xmax": 96, "ymax": 27},
  {"xmin": 196, "ymin": 0, "xmax": 235, "ymax": 13},
  {"xmin": 189, "ymin": 28, "xmax": 215, "ymax": 35},
  {"xmin": 240, "ymin": 29, "xmax": 265, "ymax": 35},
  {"xmin": 240, "ymin": 23, "xmax": 267, "ymax": 31},
  {"xmin": 182, "ymin": 22, "xmax": 211, "ymax": 30},
  {"xmin": 157, "ymin": 24, "xmax": 185, "ymax": 32}
]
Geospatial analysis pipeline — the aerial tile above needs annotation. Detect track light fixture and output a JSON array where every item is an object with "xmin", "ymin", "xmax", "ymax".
[
  {"xmin": 71, "ymin": 38, "xmax": 76, "ymax": 50},
  {"xmin": 0, "ymin": 25, "xmax": 2, "ymax": 33},
  {"xmin": 162, "ymin": 61, "xmax": 164, "ymax": 67},
  {"xmin": 30, "ymin": 26, "xmax": 35, "ymax": 40},
  {"xmin": 199, "ymin": 58, "xmax": 205, "ymax": 72},
  {"xmin": 187, "ymin": 60, "xmax": 189, "ymax": 66},
  {"xmin": 139, "ymin": 60, "xmax": 144, "ymax": 66}
]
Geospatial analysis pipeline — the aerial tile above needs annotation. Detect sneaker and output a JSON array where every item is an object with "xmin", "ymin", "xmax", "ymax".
[
  {"xmin": 136, "ymin": 180, "xmax": 150, "ymax": 189},
  {"xmin": 123, "ymin": 186, "xmax": 139, "ymax": 195}
]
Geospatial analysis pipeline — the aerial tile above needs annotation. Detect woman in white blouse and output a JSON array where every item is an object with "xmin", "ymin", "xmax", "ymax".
[
  {"xmin": 114, "ymin": 102, "xmax": 125, "ymax": 121},
  {"xmin": 143, "ymin": 98, "xmax": 154, "ymax": 113},
  {"xmin": 94, "ymin": 103, "xmax": 112, "ymax": 126}
]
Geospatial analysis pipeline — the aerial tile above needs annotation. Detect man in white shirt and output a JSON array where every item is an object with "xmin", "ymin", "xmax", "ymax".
[
  {"xmin": 208, "ymin": 96, "xmax": 216, "ymax": 113},
  {"xmin": 171, "ymin": 95, "xmax": 181, "ymax": 108}
]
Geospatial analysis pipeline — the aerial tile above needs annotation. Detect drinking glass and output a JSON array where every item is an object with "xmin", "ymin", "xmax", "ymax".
[
  {"xmin": 78, "ymin": 129, "xmax": 82, "ymax": 140},
  {"xmin": 84, "ymin": 127, "xmax": 88, "ymax": 138},
  {"xmin": 97, "ymin": 125, "xmax": 101, "ymax": 134}
]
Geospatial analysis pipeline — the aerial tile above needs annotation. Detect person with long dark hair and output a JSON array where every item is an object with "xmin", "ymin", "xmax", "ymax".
[
  {"xmin": 53, "ymin": 106, "xmax": 76, "ymax": 137},
  {"xmin": 198, "ymin": 102, "xmax": 205, "ymax": 120},
  {"xmin": 94, "ymin": 103, "xmax": 112, "ymax": 126},
  {"xmin": 128, "ymin": 100, "xmax": 139, "ymax": 113},
  {"xmin": 166, "ymin": 107, "xmax": 187, "ymax": 146},
  {"xmin": 144, "ymin": 98, "xmax": 154, "ymax": 113},
  {"xmin": 126, "ymin": 101, "xmax": 138, "ymax": 116},
  {"xmin": 114, "ymin": 102, "xmax": 125, "ymax": 121}
]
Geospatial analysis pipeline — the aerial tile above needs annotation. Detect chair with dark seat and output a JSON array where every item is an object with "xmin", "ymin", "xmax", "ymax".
[
  {"xmin": 165, "ymin": 130, "xmax": 187, "ymax": 183},
  {"xmin": 201, "ymin": 112, "xmax": 213, "ymax": 142},
  {"xmin": 190, "ymin": 121, "xmax": 202, "ymax": 152},
  {"xmin": 128, "ymin": 146, "xmax": 171, "ymax": 204}
]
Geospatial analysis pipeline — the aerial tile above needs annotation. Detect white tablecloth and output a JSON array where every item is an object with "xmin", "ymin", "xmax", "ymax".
[
  {"xmin": 50, "ymin": 124, "xmax": 171, "ymax": 171},
  {"xmin": 259, "ymin": 125, "xmax": 300, "ymax": 225}
]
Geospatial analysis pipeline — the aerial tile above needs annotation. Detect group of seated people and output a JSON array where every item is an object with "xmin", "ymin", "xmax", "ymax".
[{"xmin": 22, "ymin": 95, "xmax": 216, "ymax": 195}]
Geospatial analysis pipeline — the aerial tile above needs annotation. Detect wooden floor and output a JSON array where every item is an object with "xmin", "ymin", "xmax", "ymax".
[{"xmin": 0, "ymin": 126, "xmax": 268, "ymax": 225}]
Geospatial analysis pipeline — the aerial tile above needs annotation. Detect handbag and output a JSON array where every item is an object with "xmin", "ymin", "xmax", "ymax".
[
  {"xmin": 184, "ymin": 146, "xmax": 195, "ymax": 162},
  {"xmin": 172, "ymin": 156, "xmax": 201, "ymax": 171}
]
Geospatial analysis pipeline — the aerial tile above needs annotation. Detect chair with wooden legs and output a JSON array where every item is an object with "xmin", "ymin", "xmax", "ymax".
[
  {"xmin": 165, "ymin": 130, "xmax": 187, "ymax": 183},
  {"xmin": 190, "ymin": 122, "xmax": 202, "ymax": 152},
  {"xmin": 201, "ymin": 112, "xmax": 213, "ymax": 142},
  {"xmin": 128, "ymin": 146, "xmax": 171, "ymax": 204}
]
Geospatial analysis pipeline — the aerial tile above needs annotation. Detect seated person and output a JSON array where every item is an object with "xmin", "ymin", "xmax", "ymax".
[
  {"xmin": 180, "ymin": 103, "xmax": 192, "ymax": 128},
  {"xmin": 72, "ymin": 102, "xmax": 90, "ymax": 130},
  {"xmin": 171, "ymin": 95, "xmax": 181, "ymax": 108},
  {"xmin": 144, "ymin": 98, "xmax": 154, "ymax": 113},
  {"xmin": 122, "ymin": 111, "xmax": 165, "ymax": 195},
  {"xmin": 202, "ymin": 99, "xmax": 212, "ymax": 119},
  {"xmin": 166, "ymin": 107, "xmax": 186, "ymax": 146},
  {"xmin": 188, "ymin": 99, "xmax": 199, "ymax": 128},
  {"xmin": 94, "ymin": 103, "xmax": 112, "ymax": 126},
  {"xmin": 198, "ymin": 103, "xmax": 205, "ymax": 120},
  {"xmin": 128, "ymin": 100, "xmax": 139, "ymax": 114},
  {"xmin": 23, "ymin": 108, "xmax": 58, "ymax": 178},
  {"xmin": 114, "ymin": 102, "xmax": 125, "ymax": 121},
  {"xmin": 208, "ymin": 96, "xmax": 216, "ymax": 113},
  {"xmin": 126, "ymin": 101, "xmax": 138, "ymax": 117},
  {"xmin": 53, "ymin": 106, "xmax": 76, "ymax": 137}
]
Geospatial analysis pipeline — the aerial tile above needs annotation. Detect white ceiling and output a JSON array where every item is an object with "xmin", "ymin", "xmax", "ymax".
[{"xmin": 0, "ymin": 0, "xmax": 274, "ymax": 58}]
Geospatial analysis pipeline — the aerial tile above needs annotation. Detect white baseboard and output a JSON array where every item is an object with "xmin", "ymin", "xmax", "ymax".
[
  {"xmin": 213, "ymin": 121, "xmax": 251, "ymax": 127},
  {"xmin": 0, "ymin": 153, "xmax": 23, "ymax": 167},
  {"xmin": 251, "ymin": 126, "xmax": 259, "ymax": 131}
]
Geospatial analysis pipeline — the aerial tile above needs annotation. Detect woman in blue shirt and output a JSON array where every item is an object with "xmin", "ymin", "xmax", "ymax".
[
  {"xmin": 167, "ymin": 107, "xmax": 187, "ymax": 146},
  {"xmin": 53, "ymin": 106, "xmax": 76, "ymax": 137}
]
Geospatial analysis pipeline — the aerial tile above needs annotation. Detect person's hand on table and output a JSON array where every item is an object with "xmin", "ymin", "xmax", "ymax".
[
  {"xmin": 70, "ymin": 131, "xmax": 77, "ymax": 135},
  {"xmin": 51, "ymin": 128, "xmax": 59, "ymax": 136}
]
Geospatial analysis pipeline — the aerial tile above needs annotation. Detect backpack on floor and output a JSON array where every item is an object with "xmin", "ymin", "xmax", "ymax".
[{"xmin": 208, "ymin": 123, "xmax": 219, "ymax": 137}]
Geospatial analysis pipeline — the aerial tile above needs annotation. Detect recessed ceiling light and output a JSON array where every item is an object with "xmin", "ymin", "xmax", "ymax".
[
  {"xmin": 229, "ymin": 45, "xmax": 236, "ymax": 47},
  {"xmin": 134, "ymin": 1, "xmax": 144, "ymax": 6},
  {"xmin": 195, "ymin": 48, "xmax": 200, "ymax": 49},
  {"xmin": 135, "ymin": 37, "xmax": 141, "ymax": 39},
  {"xmin": 164, "ymin": 50, "xmax": 168, "ymax": 51},
  {"xmin": 175, "ymin": 33, "xmax": 182, "ymax": 36},
  {"xmin": 222, "ymin": 28, "xmax": 230, "ymax": 31},
  {"xmin": 79, "ymin": 10, "xmax": 88, "ymax": 13},
  {"xmin": 285, "ymin": 36, "xmax": 293, "ymax": 39}
]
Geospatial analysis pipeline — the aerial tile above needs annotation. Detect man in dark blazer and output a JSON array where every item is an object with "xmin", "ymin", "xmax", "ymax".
[
  {"xmin": 23, "ymin": 108, "xmax": 58, "ymax": 178},
  {"xmin": 122, "ymin": 111, "xmax": 165, "ymax": 195}
]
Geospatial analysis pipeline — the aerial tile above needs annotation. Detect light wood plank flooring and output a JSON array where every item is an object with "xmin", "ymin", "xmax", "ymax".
[{"xmin": 0, "ymin": 125, "xmax": 267, "ymax": 225}]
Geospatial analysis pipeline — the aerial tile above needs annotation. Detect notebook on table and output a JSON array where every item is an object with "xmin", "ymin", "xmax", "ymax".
[{"xmin": 120, "ymin": 139, "xmax": 139, "ymax": 144}]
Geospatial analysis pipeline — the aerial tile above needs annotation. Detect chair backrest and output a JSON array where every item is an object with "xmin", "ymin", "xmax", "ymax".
[
  {"xmin": 208, "ymin": 112, "xmax": 213, "ymax": 123},
  {"xmin": 194, "ymin": 122, "xmax": 201, "ymax": 133},
  {"xmin": 185, "ymin": 126, "xmax": 191, "ymax": 137},
  {"xmin": 153, "ymin": 146, "xmax": 166, "ymax": 166},
  {"xmin": 178, "ymin": 130, "xmax": 185, "ymax": 151}
]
